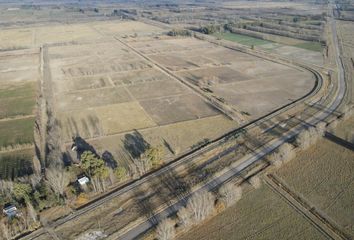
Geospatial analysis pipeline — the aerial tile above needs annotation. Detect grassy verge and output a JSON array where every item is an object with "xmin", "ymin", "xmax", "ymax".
[
  {"xmin": 213, "ymin": 32, "xmax": 322, "ymax": 52},
  {"xmin": 0, "ymin": 82, "xmax": 36, "ymax": 99},
  {"xmin": 212, "ymin": 32, "xmax": 272, "ymax": 46},
  {"xmin": 293, "ymin": 41, "xmax": 322, "ymax": 52},
  {"xmin": 0, "ymin": 82, "xmax": 37, "ymax": 118},
  {"xmin": 0, "ymin": 96, "xmax": 36, "ymax": 118},
  {"xmin": 0, "ymin": 117, "xmax": 35, "ymax": 147}
]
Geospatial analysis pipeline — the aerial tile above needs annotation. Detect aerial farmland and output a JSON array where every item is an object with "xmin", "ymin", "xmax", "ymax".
[{"xmin": 0, "ymin": 1, "xmax": 353, "ymax": 240}]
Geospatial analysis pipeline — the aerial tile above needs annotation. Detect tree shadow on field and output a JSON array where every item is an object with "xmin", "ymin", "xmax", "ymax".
[
  {"xmin": 325, "ymin": 132, "xmax": 354, "ymax": 151},
  {"xmin": 132, "ymin": 166, "xmax": 191, "ymax": 228},
  {"xmin": 72, "ymin": 136, "xmax": 98, "ymax": 160},
  {"xmin": 123, "ymin": 130, "xmax": 150, "ymax": 159},
  {"xmin": 102, "ymin": 150, "xmax": 118, "ymax": 169}
]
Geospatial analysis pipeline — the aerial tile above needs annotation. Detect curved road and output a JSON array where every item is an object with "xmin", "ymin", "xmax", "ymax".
[{"xmin": 119, "ymin": 4, "xmax": 346, "ymax": 240}]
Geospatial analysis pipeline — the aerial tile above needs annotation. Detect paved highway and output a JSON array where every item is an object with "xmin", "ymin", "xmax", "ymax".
[{"xmin": 119, "ymin": 4, "xmax": 346, "ymax": 240}]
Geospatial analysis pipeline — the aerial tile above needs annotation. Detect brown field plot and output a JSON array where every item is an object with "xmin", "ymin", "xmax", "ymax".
[
  {"xmin": 129, "ymin": 37, "xmax": 316, "ymax": 118},
  {"xmin": 48, "ymin": 39, "xmax": 234, "ymax": 167}
]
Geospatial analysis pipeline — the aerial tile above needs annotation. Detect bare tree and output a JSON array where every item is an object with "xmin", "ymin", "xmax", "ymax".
[
  {"xmin": 26, "ymin": 202, "xmax": 38, "ymax": 227},
  {"xmin": 329, "ymin": 119, "xmax": 339, "ymax": 132},
  {"xmin": 156, "ymin": 218, "xmax": 176, "ymax": 240},
  {"xmin": 343, "ymin": 104, "xmax": 354, "ymax": 120},
  {"xmin": 46, "ymin": 167, "xmax": 70, "ymax": 197},
  {"xmin": 219, "ymin": 182, "xmax": 242, "ymax": 207},
  {"xmin": 0, "ymin": 219, "xmax": 10, "ymax": 240},
  {"xmin": 185, "ymin": 190, "xmax": 215, "ymax": 223},
  {"xmin": 278, "ymin": 143, "xmax": 295, "ymax": 163},
  {"xmin": 0, "ymin": 180, "xmax": 13, "ymax": 196},
  {"xmin": 270, "ymin": 143, "xmax": 295, "ymax": 168},
  {"xmin": 296, "ymin": 130, "xmax": 311, "ymax": 150},
  {"xmin": 309, "ymin": 127, "xmax": 320, "ymax": 145},
  {"xmin": 134, "ymin": 157, "xmax": 152, "ymax": 176},
  {"xmin": 128, "ymin": 163, "xmax": 139, "ymax": 179},
  {"xmin": 316, "ymin": 122, "xmax": 327, "ymax": 136},
  {"xmin": 177, "ymin": 207, "xmax": 192, "ymax": 227},
  {"xmin": 249, "ymin": 176, "xmax": 261, "ymax": 189}
]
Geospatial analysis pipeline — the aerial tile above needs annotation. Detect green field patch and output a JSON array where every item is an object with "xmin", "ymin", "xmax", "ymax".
[
  {"xmin": 213, "ymin": 32, "xmax": 272, "ymax": 46},
  {"xmin": 293, "ymin": 41, "xmax": 322, "ymax": 52},
  {"xmin": 0, "ymin": 149, "xmax": 33, "ymax": 179},
  {"xmin": 0, "ymin": 117, "xmax": 35, "ymax": 147},
  {"xmin": 0, "ymin": 96, "xmax": 36, "ymax": 118},
  {"xmin": 0, "ymin": 82, "xmax": 37, "ymax": 99}
]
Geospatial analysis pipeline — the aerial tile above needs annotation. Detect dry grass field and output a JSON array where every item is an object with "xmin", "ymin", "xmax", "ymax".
[
  {"xmin": 275, "ymin": 131, "xmax": 354, "ymax": 237},
  {"xmin": 178, "ymin": 185, "xmax": 326, "ymax": 240},
  {"xmin": 129, "ymin": 37, "xmax": 316, "ymax": 118},
  {"xmin": 46, "ymin": 32, "xmax": 317, "ymax": 169},
  {"xmin": 0, "ymin": 20, "xmax": 165, "ymax": 51},
  {"xmin": 48, "ymin": 38, "xmax": 234, "ymax": 167}
]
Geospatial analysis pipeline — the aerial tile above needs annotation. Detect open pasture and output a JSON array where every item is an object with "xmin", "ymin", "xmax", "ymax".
[{"xmin": 129, "ymin": 37, "xmax": 316, "ymax": 118}]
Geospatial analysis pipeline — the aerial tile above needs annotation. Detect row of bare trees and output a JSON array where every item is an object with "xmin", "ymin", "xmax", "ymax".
[
  {"xmin": 154, "ymin": 103, "xmax": 354, "ymax": 239},
  {"xmin": 296, "ymin": 122, "xmax": 327, "ymax": 150},
  {"xmin": 156, "ymin": 181, "xmax": 246, "ymax": 240}
]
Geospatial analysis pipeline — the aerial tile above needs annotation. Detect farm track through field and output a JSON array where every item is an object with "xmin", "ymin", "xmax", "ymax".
[{"xmin": 0, "ymin": 114, "xmax": 35, "ymax": 122}]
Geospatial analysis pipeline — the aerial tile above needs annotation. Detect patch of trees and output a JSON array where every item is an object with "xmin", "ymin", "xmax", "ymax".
[
  {"xmin": 0, "ymin": 176, "xmax": 62, "ymax": 238},
  {"xmin": 260, "ymin": 22, "xmax": 322, "ymax": 37},
  {"xmin": 277, "ymin": 20, "xmax": 323, "ymax": 31},
  {"xmin": 244, "ymin": 24, "xmax": 323, "ymax": 42},
  {"xmin": 167, "ymin": 29, "xmax": 191, "ymax": 37},
  {"xmin": 130, "ymin": 145, "xmax": 164, "ymax": 176},
  {"xmin": 198, "ymin": 24, "xmax": 222, "ymax": 34},
  {"xmin": 269, "ymin": 143, "xmax": 296, "ymax": 169},
  {"xmin": 296, "ymin": 122, "xmax": 327, "ymax": 151},
  {"xmin": 155, "ymin": 182, "xmax": 244, "ymax": 239}
]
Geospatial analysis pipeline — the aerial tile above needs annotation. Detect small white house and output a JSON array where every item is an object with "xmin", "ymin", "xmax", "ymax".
[
  {"xmin": 77, "ymin": 176, "xmax": 90, "ymax": 186},
  {"xmin": 3, "ymin": 204, "xmax": 17, "ymax": 217}
]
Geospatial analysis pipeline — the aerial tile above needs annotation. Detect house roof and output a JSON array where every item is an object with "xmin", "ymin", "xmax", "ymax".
[
  {"xmin": 3, "ymin": 205, "xmax": 17, "ymax": 216},
  {"xmin": 77, "ymin": 176, "xmax": 90, "ymax": 185}
]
